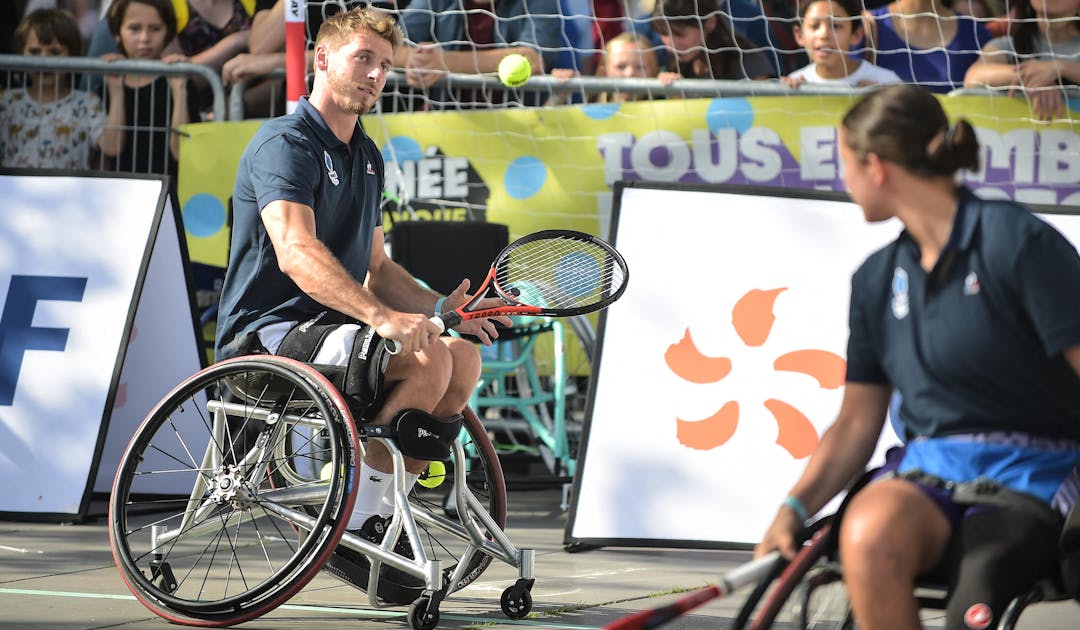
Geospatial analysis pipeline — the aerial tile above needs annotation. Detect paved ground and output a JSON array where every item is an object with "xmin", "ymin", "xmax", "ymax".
[{"xmin": 1, "ymin": 487, "xmax": 1078, "ymax": 629}]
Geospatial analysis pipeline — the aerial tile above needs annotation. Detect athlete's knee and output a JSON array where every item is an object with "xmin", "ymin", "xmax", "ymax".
[
  {"xmin": 445, "ymin": 337, "xmax": 482, "ymax": 385},
  {"xmin": 839, "ymin": 507, "xmax": 904, "ymax": 583},
  {"xmin": 417, "ymin": 338, "xmax": 454, "ymax": 378},
  {"xmin": 840, "ymin": 482, "xmax": 949, "ymax": 580}
]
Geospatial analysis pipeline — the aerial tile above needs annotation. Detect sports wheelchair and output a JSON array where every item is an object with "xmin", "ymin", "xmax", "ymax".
[
  {"xmin": 107, "ymin": 352, "xmax": 536, "ymax": 629},
  {"xmin": 730, "ymin": 484, "xmax": 1077, "ymax": 630}
]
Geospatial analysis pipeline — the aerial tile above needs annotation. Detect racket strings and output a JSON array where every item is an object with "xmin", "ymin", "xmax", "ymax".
[{"xmin": 495, "ymin": 237, "xmax": 626, "ymax": 309}]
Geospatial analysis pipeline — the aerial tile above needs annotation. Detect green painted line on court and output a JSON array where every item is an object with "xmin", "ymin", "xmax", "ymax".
[
  {"xmin": 0, "ymin": 588, "xmax": 402, "ymax": 618},
  {"xmin": 276, "ymin": 603, "xmax": 403, "ymax": 617},
  {"xmin": 442, "ymin": 616, "xmax": 601, "ymax": 629},
  {"xmin": 0, "ymin": 588, "xmax": 601, "ymax": 628},
  {"xmin": 0, "ymin": 588, "xmax": 136, "ymax": 600}
]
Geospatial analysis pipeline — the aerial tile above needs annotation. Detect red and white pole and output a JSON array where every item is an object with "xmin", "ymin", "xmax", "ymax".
[{"xmin": 285, "ymin": 0, "xmax": 307, "ymax": 113}]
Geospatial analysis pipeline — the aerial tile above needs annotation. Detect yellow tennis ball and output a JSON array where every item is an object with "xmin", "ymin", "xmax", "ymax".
[
  {"xmin": 417, "ymin": 461, "xmax": 446, "ymax": 489},
  {"xmin": 498, "ymin": 54, "xmax": 531, "ymax": 88}
]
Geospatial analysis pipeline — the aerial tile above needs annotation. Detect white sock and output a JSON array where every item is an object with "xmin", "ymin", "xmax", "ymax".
[
  {"xmin": 347, "ymin": 462, "xmax": 393, "ymax": 529},
  {"xmin": 378, "ymin": 471, "xmax": 420, "ymax": 517}
]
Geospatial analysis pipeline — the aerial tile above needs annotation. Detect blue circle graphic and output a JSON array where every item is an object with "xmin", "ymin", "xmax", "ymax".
[
  {"xmin": 381, "ymin": 136, "xmax": 424, "ymax": 165},
  {"xmin": 555, "ymin": 251, "xmax": 600, "ymax": 299},
  {"xmin": 504, "ymin": 156, "xmax": 547, "ymax": 199},
  {"xmin": 706, "ymin": 98, "xmax": 755, "ymax": 134},
  {"xmin": 1069, "ymin": 98, "xmax": 1080, "ymax": 112},
  {"xmin": 182, "ymin": 193, "xmax": 227, "ymax": 238},
  {"xmin": 582, "ymin": 103, "xmax": 620, "ymax": 120}
]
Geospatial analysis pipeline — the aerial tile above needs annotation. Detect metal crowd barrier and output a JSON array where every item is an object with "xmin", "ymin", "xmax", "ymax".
[
  {"xmin": 226, "ymin": 68, "xmax": 881, "ymax": 120},
  {"xmin": 0, "ymin": 55, "xmax": 226, "ymax": 123},
  {"xmin": 230, "ymin": 68, "xmax": 287, "ymax": 121},
  {"xmin": 224, "ymin": 69, "xmax": 1080, "ymax": 121},
  {"xmin": 0, "ymin": 54, "xmax": 226, "ymax": 179}
]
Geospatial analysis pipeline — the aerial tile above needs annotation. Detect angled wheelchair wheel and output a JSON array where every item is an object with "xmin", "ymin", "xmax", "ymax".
[
  {"xmin": 108, "ymin": 356, "xmax": 361, "ymax": 627},
  {"xmin": 741, "ymin": 519, "xmax": 842, "ymax": 630},
  {"xmin": 797, "ymin": 564, "xmax": 854, "ymax": 630}
]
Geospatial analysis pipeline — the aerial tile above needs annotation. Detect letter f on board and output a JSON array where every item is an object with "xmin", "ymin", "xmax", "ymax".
[{"xmin": 0, "ymin": 275, "xmax": 88, "ymax": 406}]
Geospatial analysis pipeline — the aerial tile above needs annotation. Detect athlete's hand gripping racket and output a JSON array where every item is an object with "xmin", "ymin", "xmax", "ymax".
[
  {"xmin": 388, "ymin": 229, "xmax": 629, "ymax": 353},
  {"xmin": 604, "ymin": 551, "xmax": 783, "ymax": 630}
]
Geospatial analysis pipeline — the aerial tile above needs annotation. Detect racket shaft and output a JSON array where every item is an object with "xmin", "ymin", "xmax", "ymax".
[
  {"xmin": 605, "ymin": 586, "xmax": 722, "ymax": 630},
  {"xmin": 605, "ymin": 552, "xmax": 780, "ymax": 630}
]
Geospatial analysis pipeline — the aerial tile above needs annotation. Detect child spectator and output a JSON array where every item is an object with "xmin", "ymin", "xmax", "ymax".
[
  {"xmin": 0, "ymin": 8, "xmax": 106, "ymax": 169},
  {"xmin": 964, "ymin": 0, "xmax": 1080, "ymax": 121},
  {"xmin": 99, "ymin": 0, "xmax": 197, "ymax": 192},
  {"xmin": 860, "ymin": 0, "xmax": 992, "ymax": 93},
  {"xmin": 599, "ymin": 31, "xmax": 661, "ymax": 99},
  {"xmin": 547, "ymin": 31, "xmax": 661, "ymax": 105},
  {"xmin": 784, "ymin": 0, "xmax": 901, "ymax": 88},
  {"xmin": 650, "ymin": 0, "xmax": 777, "ymax": 82},
  {"xmin": 633, "ymin": 0, "xmax": 783, "ymax": 76}
]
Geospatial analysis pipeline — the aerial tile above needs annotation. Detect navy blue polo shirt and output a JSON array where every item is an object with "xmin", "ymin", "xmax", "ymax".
[
  {"xmin": 216, "ymin": 97, "xmax": 384, "ymax": 359},
  {"xmin": 846, "ymin": 187, "xmax": 1080, "ymax": 441}
]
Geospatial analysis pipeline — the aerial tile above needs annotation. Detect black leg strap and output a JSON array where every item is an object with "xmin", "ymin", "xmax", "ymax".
[{"xmin": 362, "ymin": 409, "xmax": 464, "ymax": 460}]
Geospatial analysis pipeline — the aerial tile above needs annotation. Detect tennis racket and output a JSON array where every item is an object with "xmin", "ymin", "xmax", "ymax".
[
  {"xmin": 388, "ymin": 229, "xmax": 629, "ymax": 352},
  {"xmin": 605, "ymin": 551, "xmax": 783, "ymax": 630}
]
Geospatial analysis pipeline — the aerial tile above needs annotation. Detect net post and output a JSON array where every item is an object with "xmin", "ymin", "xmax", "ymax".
[{"xmin": 285, "ymin": 0, "xmax": 307, "ymax": 113}]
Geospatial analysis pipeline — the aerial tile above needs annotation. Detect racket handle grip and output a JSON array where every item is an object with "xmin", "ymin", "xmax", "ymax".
[
  {"xmin": 438, "ymin": 311, "xmax": 461, "ymax": 329},
  {"xmin": 383, "ymin": 315, "xmax": 450, "ymax": 355}
]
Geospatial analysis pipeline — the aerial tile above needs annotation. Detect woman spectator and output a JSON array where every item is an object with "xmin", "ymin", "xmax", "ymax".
[
  {"xmin": 397, "ymin": 0, "xmax": 563, "ymax": 109},
  {"xmin": 650, "ymin": 0, "xmax": 776, "ymax": 82},
  {"xmin": 964, "ymin": 0, "xmax": 1080, "ymax": 121},
  {"xmin": 167, "ymin": 0, "xmax": 273, "ymax": 115},
  {"xmin": 861, "ymin": 0, "xmax": 992, "ymax": 93}
]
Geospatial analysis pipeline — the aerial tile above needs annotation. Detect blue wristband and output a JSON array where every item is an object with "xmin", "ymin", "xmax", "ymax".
[
  {"xmin": 434, "ymin": 296, "xmax": 447, "ymax": 316},
  {"xmin": 783, "ymin": 495, "xmax": 809, "ymax": 522}
]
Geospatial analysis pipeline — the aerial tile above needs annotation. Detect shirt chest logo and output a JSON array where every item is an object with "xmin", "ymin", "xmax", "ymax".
[
  {"xmin": 324, "ymin": 150, "xmax": 339, "ymax": 186},
  {"xmin": 366, "ymin": 161, "xmax": 375, "ymax": 175},
  {"xmin": 963, "ymin": 271, "xmax": 981, "ymax": 296},
  {"xmin": 891, "ymin": 267, "xmax": 909, "ymax": 320}
]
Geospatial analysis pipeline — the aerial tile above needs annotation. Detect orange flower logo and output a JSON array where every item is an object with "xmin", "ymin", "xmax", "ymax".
[{"xmin": 665, "ymin": 288, "xmax": 845, "ymax": 459}]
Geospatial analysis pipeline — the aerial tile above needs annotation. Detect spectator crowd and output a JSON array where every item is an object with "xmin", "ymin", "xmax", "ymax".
[{"xmin": 2, "ymin": 0, "xmax": 1079, "ymax": 176}]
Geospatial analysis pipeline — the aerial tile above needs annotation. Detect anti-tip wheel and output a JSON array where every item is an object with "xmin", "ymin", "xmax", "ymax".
[
  {"xmin": 408, "ymin": 596, "xmax": 440, "ymax": 630},
  {"xmin": 500, "ymin": 586, "xmax": 533, "ymax": 619}
]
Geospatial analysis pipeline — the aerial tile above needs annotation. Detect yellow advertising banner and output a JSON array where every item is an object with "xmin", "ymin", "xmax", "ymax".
[{"xmin": 178, "ymin": 94, "xmax": 1079, "ymax": 269}]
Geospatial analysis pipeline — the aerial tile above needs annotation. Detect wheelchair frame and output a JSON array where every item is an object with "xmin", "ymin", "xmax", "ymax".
[
  {"xmin": 108, "ymin": 355, "xmax": 536, "ymax": 629},
  {"xmin": 732, "ymin": 515, "xmax": 1073, "ymax": 630}
]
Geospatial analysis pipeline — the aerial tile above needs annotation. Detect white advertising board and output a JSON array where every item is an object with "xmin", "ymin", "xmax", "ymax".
[
  {"xmin": 0, "ymin": 172, "xmax": 204, "ymax": 521},
  {"xmin": 566, "ymin": 183, "xmax": 1080, "ymax": 548}
]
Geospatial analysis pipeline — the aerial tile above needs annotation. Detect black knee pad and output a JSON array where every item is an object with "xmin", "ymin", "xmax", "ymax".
[
  {"xmin": 390, "ymin": 409, "xmax": 463, "ymax": 461},
  {"xmin": 944, "ymin": 507, "xmax": 1061, "ymax": 630}
]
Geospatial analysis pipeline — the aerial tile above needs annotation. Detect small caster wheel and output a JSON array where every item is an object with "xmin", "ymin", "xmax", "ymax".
[
  {"xmin": 500, "ymin": 586, "xmax": 532, "ymax": 619},
  {"xmin": 409, "ymin": 596, "xmax": 440, "ymax": 630},
  {"xmin": 149, "ymin": 560, "xmax": 177, "ymax": 593}
]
